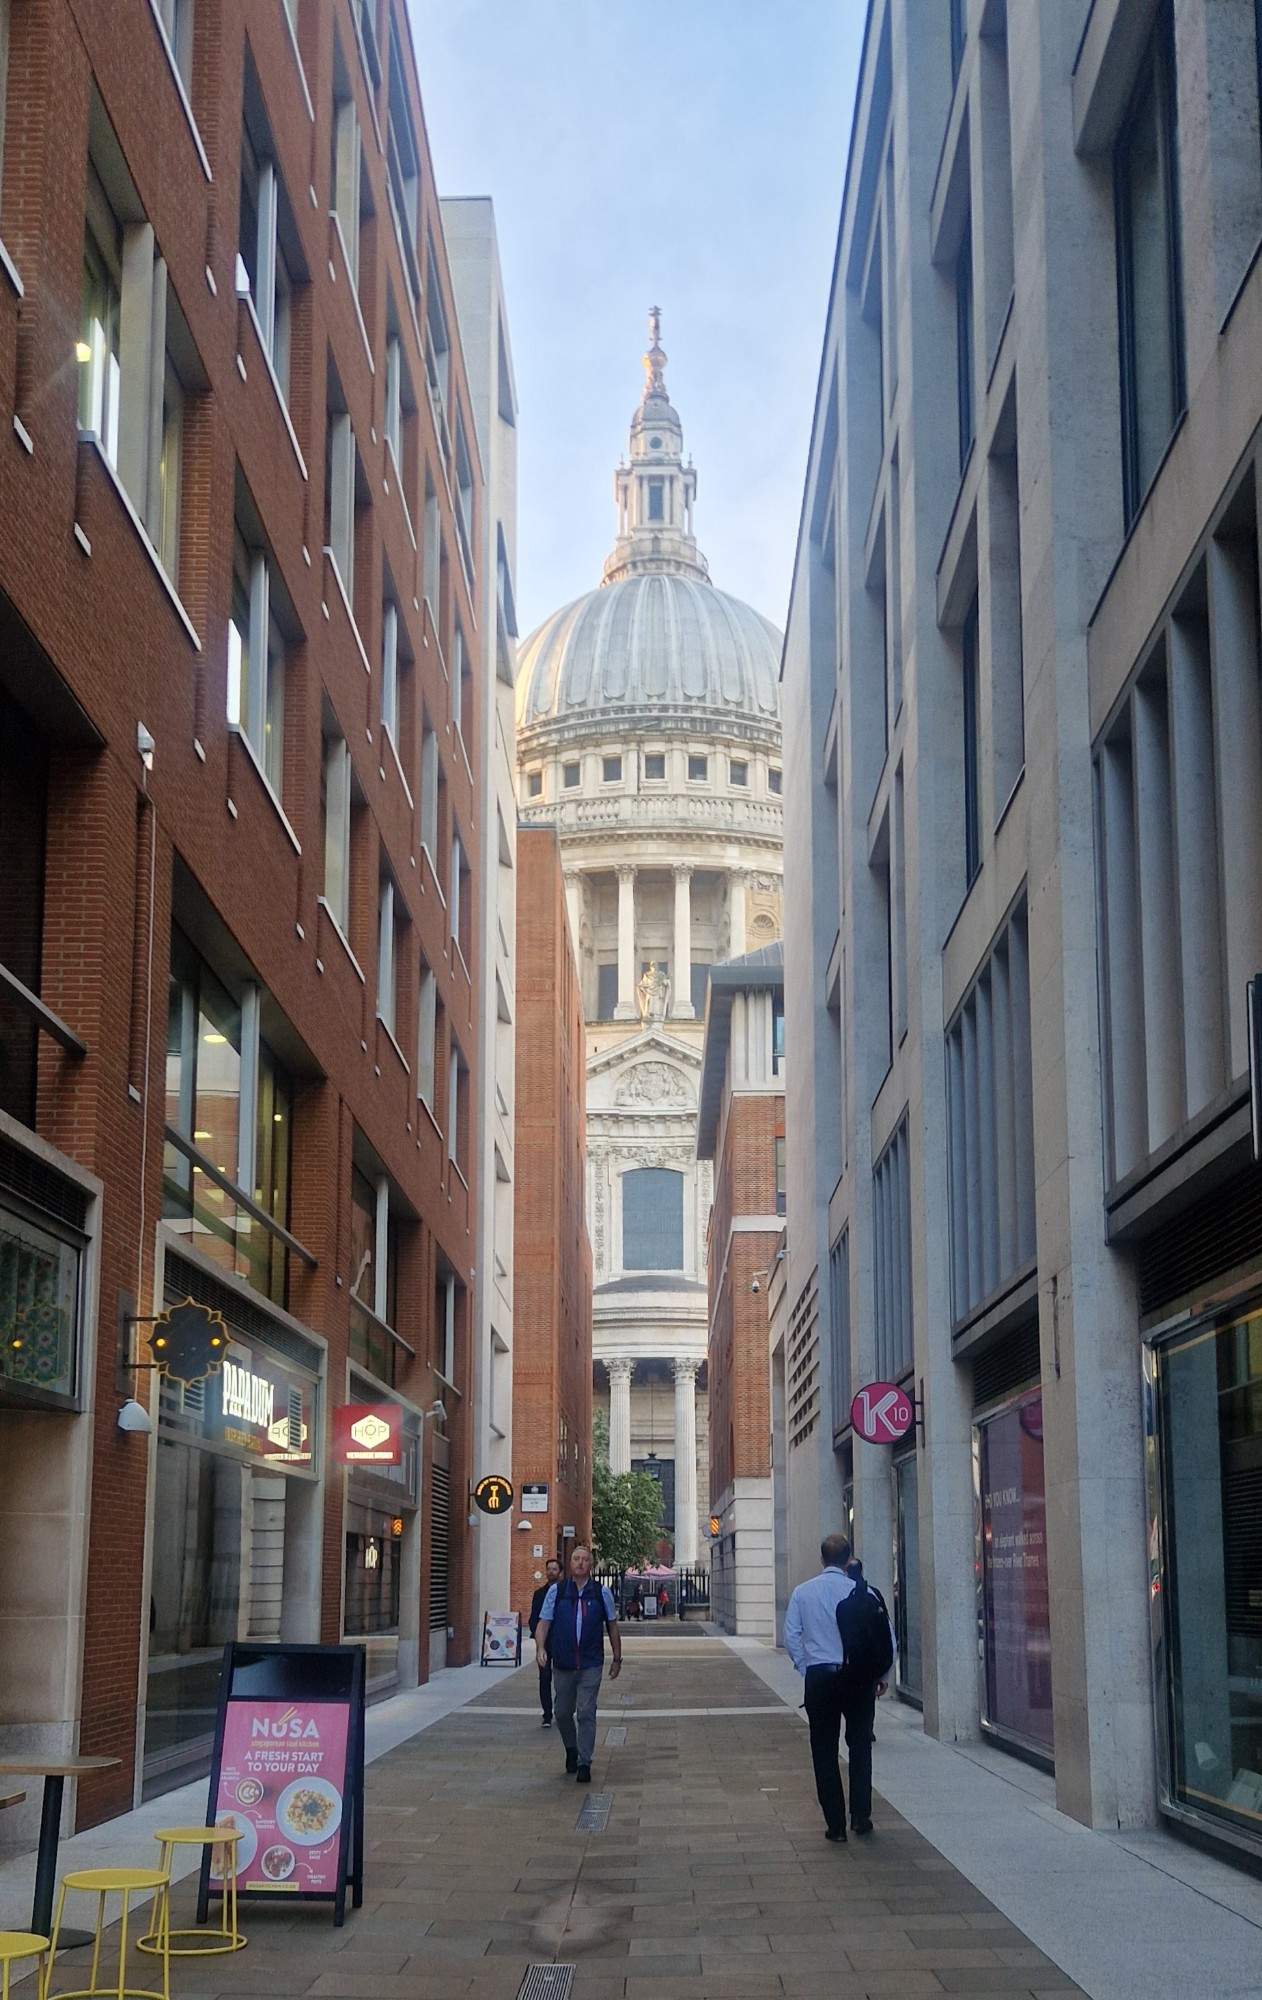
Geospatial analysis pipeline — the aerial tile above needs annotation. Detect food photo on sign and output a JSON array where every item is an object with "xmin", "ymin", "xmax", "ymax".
[{"xmin": 212, "ymin": 1701, "xmax": 348, "ymax": 1893}]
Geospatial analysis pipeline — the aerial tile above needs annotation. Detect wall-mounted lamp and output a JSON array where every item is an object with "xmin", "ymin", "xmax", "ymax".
[{"xmin": 117, "ymin": 1399, "xmax": 152, "ymax": 1435}]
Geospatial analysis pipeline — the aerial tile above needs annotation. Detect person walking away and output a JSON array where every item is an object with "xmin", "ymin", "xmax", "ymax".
[
  {"xmin": 535, "ymin": 1545, "xmax": 622, "ymax": 1782},
  {"xmin": 658, "ymin": 1584, "xmax": 671, "ymax": 1619},
  {"xmin": 628, "ymin": 1582, "xmax": 644, "ymax": 1620},
  {"xmin": 528, "ymin": 1558, "xmax": 562, "ymax": 1726},
  {"xmin": 783, "ymin": 1534, "xmax": 895, "ymax": 1841}
]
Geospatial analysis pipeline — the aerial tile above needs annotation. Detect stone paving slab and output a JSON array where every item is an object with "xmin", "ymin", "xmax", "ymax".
[{"xmin": 43, "ymin": 1635, "xmax": 1085, "ymax": 2000}]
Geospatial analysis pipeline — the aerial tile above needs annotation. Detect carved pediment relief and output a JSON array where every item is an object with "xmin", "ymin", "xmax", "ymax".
[{"xmin": 615, "ymin": 1061, "xmax": 693, "ymax": 1107}]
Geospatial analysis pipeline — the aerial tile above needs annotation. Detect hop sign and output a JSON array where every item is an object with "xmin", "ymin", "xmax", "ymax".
[
  {"xmin": 473, "ymin": 1474, "xmax": 514, "ymax": 1515},
  {"xmin": 147, "ymin": 1299, "xmax": 229, "ymax": 1386},
  {"xmin": 850, "ymin": 1381, "xmax": 914, "ymax": 1444}
]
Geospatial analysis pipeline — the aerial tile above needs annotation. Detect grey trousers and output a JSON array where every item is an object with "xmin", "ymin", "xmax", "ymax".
[{"xmin": 552, "ymin": 1665, "xmax": 603, "ymax": 1765}]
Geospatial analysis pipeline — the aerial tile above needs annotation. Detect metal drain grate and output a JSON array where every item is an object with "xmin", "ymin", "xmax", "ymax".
[
  {"xmin": 516, "ymin": 1967, "xmax": 575, "ymax": 2000},
  {"xmin": 605, "ymin": 1725, "xmax": 627, "ymax": 1746},
  {"xmin": 575, "ymin": 1791, "xmax": 614, "ymax": 1831}
]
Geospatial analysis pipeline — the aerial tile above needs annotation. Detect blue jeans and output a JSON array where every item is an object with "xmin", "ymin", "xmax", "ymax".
[{"xmin": 552, "ymin": 1665, "xmax": 602, "ymax": 1765}]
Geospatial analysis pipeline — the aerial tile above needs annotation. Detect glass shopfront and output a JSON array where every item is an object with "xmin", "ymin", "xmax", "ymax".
[
  {"xmin": 342, "ymin": 1381, "xmax": 419, "ymax": 1698},
  {"xmin": 894, "ymin": 1451, "xmax": 922, "ymax": 1701},
  {"xmin": 975, "ymin": 1390, "xmax": 1053, "ymax": 1757},
  {"xmin": 1149, "ymin": 1301, "xmax": 1262, "ymax": 1854},
  {"xmin": 143, "ymin": 1313, "xmax": 318, "ymax": 1797}
]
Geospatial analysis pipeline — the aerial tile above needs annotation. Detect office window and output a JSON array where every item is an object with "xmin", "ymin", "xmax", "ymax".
[
  {"xmin": 451, "ymin": 831, "xmax": 471, "ymax": 965},
  {"xmin": 775, "ymin": 1136, "xmax": 787, "ymax": 1216},
  {"xmin": 416, "ymin": 960, "xmax": 437, "ymax": 1110},
  {"xmin": 385, "ymin": 334, "xmax": 403, "ymax": 467},
  {"xmin": 227, "ymin": 504, "xmax": 287, "ymax": 795},
  {"xmin": 1116, "ymin": 4, "xmax": 1185, "ymax": 526},
  {"xmin": 956, "ymin": 221, "xmax": 974, "ymax": 472},
  {"xmin": 237, "ymin": 83, "xmax": 295, "ymax": 398},
  {"xmin": 873, "ymin": 1117, "xmax": 912, "ymax": 1379},
  {"xmin": 330, "ymin": 45, "xmax": 361, "ymax": 286},
  {"xmin": 447, "ymin": 1039, "xmax": 468, "ymax": 1171},
  {"xmin": 325, "ymin": 372, "xmax": 358, "ymax": 601},
  {"xmin": 644, "ymin": 752, "xmax": 665, "ymax": 781},
  {"xmin": 152, "ymin": 0, "xmax": 194, "ymax": 92},
  {"xmin": 381, "ymin": 597, "xmax": 399, "ymax": 745},
  {"xmin": 946, "ymin": 901, "xmax": 1035, "ymax": 1327},
  {"xmin": 772, "ymin": 994, "xmax": 786, "ymax": 1073},
  {"xmin": 768, "ymin": 767, "xmax": 783, "ymax": 795},
  {"xmin": 425, "ymin": 244, "xmax": 450, "ymax": 420},
  {"xmin": 829, "ymin": 1231, "xmax": 851, "ymax": 1433},
  {"xmin": 963, "ymin": 596, "xmax": 981, "ymax": 886},
  {"xmin": 423, "ymin": 478, "xmax": 440, "ymax": 618},
  {"xmin": 596, "ymin": 961, "xmax": 618, "ymax": 1020},
  {"xmin": 687, "ymin": 754, "xmax": 708, "ymax": 782},
  {"xmin": 729, "ymin": 759, "xmax": 748, "ymax": 787},
  {"xmin": 622, "ymin": 1167, "xmax": 684, "ymax": 1271},
  {"xmin": 79, "ymin": 169, "xmax": 123, "ymax": 467},
  {"xmin": 563, "ymin": 761, "xmax": 580, "ymax": 789},
  {"xmin": 320, "ymin": 722, "xmax": 351, "ymax": 932},
  {"xmin": 385, "ymin": 19, "xmax": 421, "ymax": 297},
  {"xmin": 420, "ymin": 714, "xmax": 439, "ymax": 858},
  {"xmin": 377, "ymin": 876, "xmax": 398, "ymax": 1037},
  {"xmin": 453, "ymin": 619, "xmax": 472, "ymax": 745},
  {"xmin": 526, "ymin": 770, "xmax": 542, "ymax": 799},
  {"xmin": 602, "ymin": 755, "xmax": 622, "ymax": 783},
  {"xmin": 454, "ymin": 414, "xmax": 474, "ymax": 580}
]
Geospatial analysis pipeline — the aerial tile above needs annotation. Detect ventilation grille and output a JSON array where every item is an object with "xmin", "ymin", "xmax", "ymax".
[
  {"xmin": 0, "ymin": 1136, "xmax": 87, "ymax": 1230},
  {"xmin": 163, "ymin": 1252, "xmax": 319, "ymax": 1368},
  {"xmin": 516, "ymin": 1968, "xmax": 575, "ymax": 2000},
  {"xmin": 428, "ymin": 1463, "xmax": 450, "ymax": 1629},
  {"xmin": 1137, "ymin": 1167, "xmax": 1262, "ymax": 1315},
  {"xmin": 971, "ymin": 1319, "xmax": 1040, "ymax": 1411}
]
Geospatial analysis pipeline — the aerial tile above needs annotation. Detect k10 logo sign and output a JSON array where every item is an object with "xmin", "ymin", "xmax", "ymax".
[{"xmin": 850, "ymin": 1381, "xmax": 914, "ymax": 1443}]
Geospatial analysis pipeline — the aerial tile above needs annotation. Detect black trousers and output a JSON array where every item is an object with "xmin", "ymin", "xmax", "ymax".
[
  {"xmin": 803, "ymin": 1666, "xmax": 876, "ymax": 1831},
  {"xmin": 537, "ymin": 1658, "xmax": 553, "ymax": 1721}
]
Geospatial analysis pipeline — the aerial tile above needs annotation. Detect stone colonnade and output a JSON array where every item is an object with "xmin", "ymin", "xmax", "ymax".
[
  {"xmin": 604, "ymin": 1354, "xmax": 701, "ymax": 1565},
  {"xmin": 563, "ymin": 864, "xmax": 749, "ymax": 1020}
]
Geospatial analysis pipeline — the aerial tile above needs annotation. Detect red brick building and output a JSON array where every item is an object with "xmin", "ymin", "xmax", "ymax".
[
  {"xmin": 696, "ymin": 943, "xmax": 784, "ymax": 1635},
  {"xmin": 510, "ymin": 828, "xmax": 592, "ymax": 1619},
  {"xmin": 0, "ymin": 0, "xmax": 486, "ymax": 1832}
]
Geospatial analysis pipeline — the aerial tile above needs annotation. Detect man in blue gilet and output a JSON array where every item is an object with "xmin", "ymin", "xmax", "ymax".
[{"xmin": 534, "ymin": 1543, "xmax": 622, "ymax": 1783}]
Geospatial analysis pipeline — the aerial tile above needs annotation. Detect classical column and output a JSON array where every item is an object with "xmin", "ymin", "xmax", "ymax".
[
  {"xmin": 607, "ymin": 1357, "xmax": 634, "ymax": 1473},
  {"xmin": 673, "ymin": 1358, "xmax": 700, "ymax": 1565},
  {"xmin": 563, "ymin": 869, "xmax": 583, "ymax": 957},
  {"xmin": 672, "ymin": 865, "xmax": 694, "ymax": 1017},
  {"xmin": 728, "ymin": 871, "xmax": 747, "ymax": 958},
  {"xmin": 615, "ymin": 864, "xmax": 637, "ymax": 1018}
]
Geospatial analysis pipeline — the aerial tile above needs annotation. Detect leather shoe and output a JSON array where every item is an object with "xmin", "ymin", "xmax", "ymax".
[
  {"xmin": 851, "ymin": 1819, "xmax": 873, "ymax": 1835},
  {"xmin": 576, "ymin": 1764, "xmax": 592, "ymax": 1783},
  {"xmin": 824, "ymin": 1828, "xmax": 847, "ymax": 1843},
  {"xmin": 565, "ymin": 1748, "xmax": 578, "ymax": 1773}
]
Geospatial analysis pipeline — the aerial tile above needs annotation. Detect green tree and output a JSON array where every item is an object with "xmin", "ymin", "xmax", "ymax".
[{"xmin": 590, "ymin": 1410, "xmax": 663, "ymax": 1576}]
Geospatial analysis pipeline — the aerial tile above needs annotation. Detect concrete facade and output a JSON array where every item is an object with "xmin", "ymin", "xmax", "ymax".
[
  {"xmin": 440, "ymin": 197, "xmax": 519, "ymax": 1647},
  {"xmin": 0, "ymin": 0, "xmax": 488, "ymax": 1839},
  {"xmin": 782, "ymin": 0, "xmax": 1262, "ymax": 1862},
  {"xmin": 510, "ymin": 827, "xmax": 593, "ymax": 1616},
  {"xmin": 697, "ymin": 944, "xmax": 784, "ymax": 1636}
]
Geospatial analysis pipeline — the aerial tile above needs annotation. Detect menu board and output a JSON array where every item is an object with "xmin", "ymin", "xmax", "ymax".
[
  {"xmin": 199, "ymin": 1644, "xmax": 364, "ymax": 1927},
  {"xmin": 481, "ymin": 1612, "xmax": 521, "ymax": 1665}
]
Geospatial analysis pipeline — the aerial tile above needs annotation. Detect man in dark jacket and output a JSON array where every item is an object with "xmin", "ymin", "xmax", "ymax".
[
  {"xmin": 534, "ymin": 1544, "xmax": 621, "ymax": 1781},
  {"xmin": 528, "ymin": 1558, "xmax": 562, "ymax": 1725}
]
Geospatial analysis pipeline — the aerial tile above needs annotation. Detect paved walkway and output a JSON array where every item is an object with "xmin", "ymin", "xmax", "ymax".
[{"xmin": 9, "ymin": 1631, "xmax": 1262, "ymax": 2000}]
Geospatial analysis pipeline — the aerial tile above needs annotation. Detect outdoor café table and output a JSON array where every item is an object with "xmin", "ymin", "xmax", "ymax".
[{"xmin": 0, "ymin": 1757, "xmax": 122, "ymax": 1947}]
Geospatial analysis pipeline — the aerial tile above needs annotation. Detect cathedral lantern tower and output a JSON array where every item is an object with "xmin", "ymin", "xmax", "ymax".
[{"xmin": 516, "ymin": 314, "xmax": 784, "ymax": 1571}]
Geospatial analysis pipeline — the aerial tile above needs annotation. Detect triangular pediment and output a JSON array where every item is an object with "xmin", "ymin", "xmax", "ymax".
[{"xmin": 586, "ymin": 1027, "xmax": 702, "ymax": 1082}]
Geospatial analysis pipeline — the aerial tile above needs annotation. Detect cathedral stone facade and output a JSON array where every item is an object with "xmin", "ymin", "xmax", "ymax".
[{"xmin": 516, "ymin": 315, "xmax": 782, "ymax": 1564}]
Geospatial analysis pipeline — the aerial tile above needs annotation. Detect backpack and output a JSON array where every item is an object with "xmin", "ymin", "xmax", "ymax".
[{"xmin": 835, "ymin": 1576, "xmax": 894, "ymax": 1687}]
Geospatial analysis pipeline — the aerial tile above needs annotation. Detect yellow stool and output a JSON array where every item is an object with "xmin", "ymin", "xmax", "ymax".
[
  {"xmin": 138, "ymin": 1829, "xmax": 245, "ymax": 1958},
  {"xmin": 46, "ymin": 1870, "xmax": 169, "ymax": 2000},
  {"xmin": 0, "ymin": 1934, "xmax": 50, "ymax": 2000}
]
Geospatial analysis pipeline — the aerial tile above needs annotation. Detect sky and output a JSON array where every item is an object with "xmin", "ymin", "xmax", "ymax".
[{"xmin": 409, "ymin": 2, "xmax": 866, "ymax": 640}]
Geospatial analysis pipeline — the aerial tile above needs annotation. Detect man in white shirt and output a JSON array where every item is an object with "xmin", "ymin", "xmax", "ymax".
[{"xmin": 782, "ymin": 1533, "xmax": 894, "ymax": 1841}]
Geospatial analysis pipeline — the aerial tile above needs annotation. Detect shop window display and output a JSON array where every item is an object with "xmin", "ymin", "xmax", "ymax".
[
  {"xmin": 1153, "ymin": 1307, "xmax": 1262, "ymax": 1844},
  {"xmin": 976, "ymin": 1389, "xmax": 1053, "ymax": 1755}
]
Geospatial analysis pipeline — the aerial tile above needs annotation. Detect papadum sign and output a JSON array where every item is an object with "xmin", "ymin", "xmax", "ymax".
[{"xmin": 850, "ymin": 1381, "xmax": 914, "ymax": 1444}]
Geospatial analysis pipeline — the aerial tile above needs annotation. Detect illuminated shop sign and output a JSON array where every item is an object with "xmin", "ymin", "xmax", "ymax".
[
  {"xmin": 158, "ymin": 1318, "xmax": 315, "ymax": 1472},
  {"xmin": 333, "ymin": 1403, "xmax": 404, "ymax": 1466}
]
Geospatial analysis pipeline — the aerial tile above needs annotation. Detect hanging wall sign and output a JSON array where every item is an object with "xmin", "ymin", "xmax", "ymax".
[
  {"xmin": 473, "ymin": 1474, "xmax": 514, "ymax": 1514},
  {"xmin": 850, "ymin": 1381, "xmax": 915, "ymax": 1443},
  {"xmin": 333, "ymin": 1403, "xmax": 404, "ymax": 1466}
]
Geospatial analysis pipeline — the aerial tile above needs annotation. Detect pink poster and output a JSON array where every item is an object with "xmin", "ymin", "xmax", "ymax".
[{"xmin": 211, "ymin": 1700, "xmax": 350, "ymax": 1893}]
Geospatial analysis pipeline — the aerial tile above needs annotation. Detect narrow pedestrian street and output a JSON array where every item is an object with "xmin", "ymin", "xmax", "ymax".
[{"xmin": 120, "ymin": 1633, "xmax": 1080, "ymax": 2000}]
